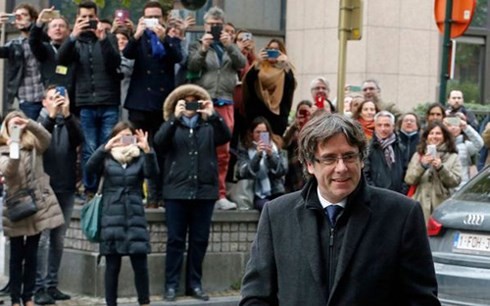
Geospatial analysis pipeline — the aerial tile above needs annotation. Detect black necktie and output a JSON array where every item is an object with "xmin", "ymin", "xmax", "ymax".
[{"xmin": 325, "ymin": 205, "xmax": 343, "ymax": 228}]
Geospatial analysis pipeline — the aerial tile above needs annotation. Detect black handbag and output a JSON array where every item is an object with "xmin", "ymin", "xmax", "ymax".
[{"xmin": 5, "ymin": 149, "xmax": 38, "ymax": 222}]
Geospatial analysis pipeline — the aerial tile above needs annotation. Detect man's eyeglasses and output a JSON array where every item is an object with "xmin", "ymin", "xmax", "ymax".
[
  {"xmin": 313, "ymin": 153, "xmax": 361, "ymax": 166},
  {"xmin": 312, "ymin": 86, "xmax": 328, "ymax": 91}
]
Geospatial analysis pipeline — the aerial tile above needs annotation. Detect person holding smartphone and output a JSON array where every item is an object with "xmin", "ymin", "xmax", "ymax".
[
  {"xmin": 58, "ymin": 0, "xmax": 121, "ymax": 201},
  {"xmin": 443, "ymin": 113, "xmax": 483, "ymax": 190},
  {"xmin": 0, "ymin": 4, "xmax": 45, "ymax": 120},
  {"xmin": 187, "ymin": 6, "xmax": 246, "ymax": 211},
  {"xmin": 243, "ymin": 38, "xmax": 296, "ymax": 136},
  {"xmin": 236, "ymin": 116, "xmax": 287, "ymax": 211},
  {"xmin": 33, "ymin": 86, "xmax": 83, "ymax": 305},
  {"xmin": 405, "ymin": 121, "xmax": 462, "ymax": 223},
  {"xmin": 0, "ymin": 111, "xmax": 64, "ymax": 306},
  {"xmin": 123, "ymin": 1, "xmax": 183, "ymax": 208},
  {"xmin": 85, "ymin": 121, "xmax": 157, "ymax": 306}
]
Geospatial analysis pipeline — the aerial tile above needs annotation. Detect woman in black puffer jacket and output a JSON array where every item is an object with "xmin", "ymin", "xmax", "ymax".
[{"xmin": 85, "ymin": 121, "xmax": 158, "ymax": 306}]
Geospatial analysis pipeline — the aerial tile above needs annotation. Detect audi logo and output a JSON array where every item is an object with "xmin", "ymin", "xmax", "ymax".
[{"xmin": 463, "ymin": 214, "xmax": 485, "ymax": 226}]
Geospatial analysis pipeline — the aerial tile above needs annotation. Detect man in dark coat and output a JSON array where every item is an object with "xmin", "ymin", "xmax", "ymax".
[
  {"xmin": 240, "ymin": 113, "xmax": 440, "ymax": 306},
  {"xmin": 123, "ymin": 0, "xmax": 182, "ymax": 207},
  {"xmin": 364, "ymin": 111, "xmax": 408, "ymax": 194}
]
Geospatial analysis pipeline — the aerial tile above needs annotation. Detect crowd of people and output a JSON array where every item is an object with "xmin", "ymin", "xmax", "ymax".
[{"xmin": 0, "ymin": 0, "xmax": 490, "ymax": 305}]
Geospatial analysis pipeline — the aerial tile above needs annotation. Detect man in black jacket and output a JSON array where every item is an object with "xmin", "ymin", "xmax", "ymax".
[
  {"xmin": 29, "ymin": 8, "xmax": 75, "ymax": 114},
  {"xmin": 364, "ymin": 110, "xmax": 408, "ymax": 194},
  {"xmin": 57, "ymin": 0, "xmax": 121, "ymax": 197},
  {"xmin": 35, "ymin": 85, "xmax": 83, "ymax": 305}
]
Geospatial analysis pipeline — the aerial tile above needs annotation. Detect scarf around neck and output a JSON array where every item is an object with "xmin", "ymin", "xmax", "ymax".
[
  {"xmin": 357, "ymin": 117, "xmax": 375, "ymax": 140},
  {"xmin": 110, "ymin": 144, "xmax": 140, "ymax": 165},
  {"xmin": 375, "ymin": 133, "xmax": 396, "ymax": 167},
  {"xmin": 255, "ymin": 62, "xmax": 287, "ymax": 115},
  {"xmin": 145, "ymin": 29, "xmax": 165, "ymax": 59}
]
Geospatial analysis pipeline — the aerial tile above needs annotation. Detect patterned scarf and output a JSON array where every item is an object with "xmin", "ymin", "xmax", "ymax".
[{"xmin": 375, "ymin": 133, "xmax": 396, "ymax": 168}]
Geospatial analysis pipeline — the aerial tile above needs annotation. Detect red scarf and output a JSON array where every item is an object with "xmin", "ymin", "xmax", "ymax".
[{"xmin": 357, "ymin": 117, "xmax": 375, "ymax": 140}]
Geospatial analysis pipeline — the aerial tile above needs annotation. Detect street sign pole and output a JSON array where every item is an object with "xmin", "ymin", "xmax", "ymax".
[
  {"xmin": 337, "ymin": 0, "xmax": 349, "ymax": 114},
  {"xmin": 337, "ymin": 0, "xmax": 362, "ymax": 114},
  {"xmin": 438, "ymin": 0, "xmax": 453, "ymax": 105}
]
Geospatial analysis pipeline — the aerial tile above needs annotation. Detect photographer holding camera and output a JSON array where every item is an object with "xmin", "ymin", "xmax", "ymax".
[
  {"xmin": 57, "ymin": 0, "xmax": 121, "ymax": 201},
  {"xmin": 154, "ymin": 84, "xmax": 231, "ymax": 302}
]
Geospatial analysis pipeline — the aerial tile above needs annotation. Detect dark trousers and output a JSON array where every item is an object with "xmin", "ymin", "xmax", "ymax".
[
  {"xmin": 36, "ymin": 192, "xmax": 75, "ymax": 291},
  {"xmin": 105, "ymin": 254, "xmax": 150, "ymax": 306},
  {"xmin": 128, "ymin": 109, "xmax": 164, "ymax": 203},
  {"xmin": 10, "ymin": 233, "xmax": 41, "ymax": 305},
  {"xmin": 164, "ymin": 200, "xmax": 215, "ymax": 292}
]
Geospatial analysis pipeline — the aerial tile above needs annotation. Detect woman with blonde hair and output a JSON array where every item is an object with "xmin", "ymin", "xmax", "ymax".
[
  {"xmin": 0, "ymin": 111, "xmax": 64, "ymax": 306},
  {"xmin": 243, "ymin": 38, "xmax": 296, "ymax": 136}
]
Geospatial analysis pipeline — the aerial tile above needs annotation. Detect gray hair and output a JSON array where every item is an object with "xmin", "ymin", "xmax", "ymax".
[
  {"xmin": 310, "ymin": 77, "xmax": 330, "ymax": 91},
  {"xmin": 374, "ymin": 110, "xmax": 395, "ymax": 125},
  {"xmin": 203, "ymin": 6, "xmax": 225, "ymax": 22},
  {"xmin": 362, "ymin": 79, "xmax": 381, "ymax": 91},
  {"xmin": 298, "ymin": 113, "xmax": 368, "ymax": 177}
]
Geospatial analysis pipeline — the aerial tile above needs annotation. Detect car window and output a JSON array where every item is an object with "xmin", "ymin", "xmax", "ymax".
[{"xmin": 454, "ymin": 169, "xmax": 490, "ymax": 202}]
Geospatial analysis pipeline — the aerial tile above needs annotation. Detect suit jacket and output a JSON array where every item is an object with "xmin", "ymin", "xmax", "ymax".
[{"xmin": 240, "ymin": 177, "xmax": 440, "ymax": 306}]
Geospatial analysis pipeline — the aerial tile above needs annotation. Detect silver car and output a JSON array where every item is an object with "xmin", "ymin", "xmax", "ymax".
[{"xmin": 429, "ymin": 166, "xmax": 490, "ymax": 306}]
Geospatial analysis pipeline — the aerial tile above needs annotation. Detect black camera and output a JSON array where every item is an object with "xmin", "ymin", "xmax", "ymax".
[
  {"xmin": 185, "ymin": 100, "xmax": 201, "ymax": 111},
  {"xmin": 86, "ymin": 19, "xmax": 98, "ymax": 30}
]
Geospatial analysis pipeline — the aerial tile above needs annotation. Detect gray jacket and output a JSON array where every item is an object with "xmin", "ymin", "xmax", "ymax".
[{"xmin": 187, "ymin": 41, "xmax": 246, "ymax": 101}]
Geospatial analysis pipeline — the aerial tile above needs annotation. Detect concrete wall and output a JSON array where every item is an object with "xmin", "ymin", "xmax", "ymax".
[
  {"xmin": 286, "ymin": 0, "xmax": 441, "ymax": 112},
  {"xmin": 55, "ymin": 208, "xmax": 260, "ymax": 297}
]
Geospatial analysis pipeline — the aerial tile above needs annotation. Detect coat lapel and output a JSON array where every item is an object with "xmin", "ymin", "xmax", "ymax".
[{"xmin": 330, "ymin": 183, "xmax": 372, "ymax": 297}]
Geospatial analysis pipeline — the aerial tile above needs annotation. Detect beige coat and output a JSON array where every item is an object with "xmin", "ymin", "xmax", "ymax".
[
  {"xmin": 0, "ymin": 120, "xmax": 64, "ymax": 237},
  {"xmin": 404, "ymin": 151, "xmax": 462, "ymax": 223}
]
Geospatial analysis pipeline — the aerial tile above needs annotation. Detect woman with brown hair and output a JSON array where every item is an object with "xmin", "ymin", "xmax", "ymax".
[
  {"xmin": 0, "ymin": 111, "xmax": 64, "ymax": 306},
  {"xmin": 236, "ymin": 116, "xmax": 287, "ymax": 211},
  {"xmin": 243, "ymin": 38, "xmax": 296, "ymax": 136},
  {"xmin": 405, "ymin": 121, "xmax": 462, "ymax": 223},
  {"xmin": 353, "ymin": 100, "xmax": 380, "ymax": 140},
  {"xmin": 85, "ymin": 121, "xmax": 157, "ymax": 306}
]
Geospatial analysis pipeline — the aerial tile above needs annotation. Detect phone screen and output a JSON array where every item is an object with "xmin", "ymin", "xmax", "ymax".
[
  {"xmin": 121, "ymin": 135, "xmax": 136, "ymax": 145},
  {"xmin": 260, "ymin": 132, "xmax": 270, "ymax": 145}
]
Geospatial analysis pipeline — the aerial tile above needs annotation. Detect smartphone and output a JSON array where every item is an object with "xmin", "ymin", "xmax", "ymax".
[
  {"xmin": 115, "ymin": 9, "xmax": 129, "ymax": 22},
  {"xmin": 121, "ymin": 135, "xmax": 137, "ymax": 145},
  {"xmin": 5, "ymin": 14, "xmax": 16, "ymax": 24},
  {"xmin": 446, "ymin": 117, "xmax": 460, "ymax": 126},
  {"xmin": 144, "ymin": 18, "xmax": 158, "ymax": 28},
  {"xmin": 44, "ymin": 10, "xmax": 60, "ymax": 20},
  {"xmin": 242, "ymin": 32, "xmax": 252, "ymax": 41},
  {"xmin": 315, "ymin": 94, "xmax": 325, "ymax": 109},
  {"xmin": 56, "ymin": 86, "xmax": 66, "ymax": 97},
  {"xmin": 185, "ymin": 100, "xmax": 201, "ymax": 111},
  {"xmin": 210, "ymin": 24, "xmax": 223, "ymax": 42},
  {"xmin": 86, "ymin": 19, "xmax": 98, "ymax": 30},
  {"xmin": 266, "ymin": 49, "xmax": 280, "ymax": 59},
  {"xmin": 427, "ymin": 144, "xmax": 437, "ymax": 157},
  {"xmin": 9, "ymin": 125, "xmax": 20, "ymax": 142},
  {"xmin": 169, "ymin": 9, "xmax": 180, "ymax": 20},
  {"xmin": 260, "ymin": 132, "xmax": 270, "ymax": 145}
]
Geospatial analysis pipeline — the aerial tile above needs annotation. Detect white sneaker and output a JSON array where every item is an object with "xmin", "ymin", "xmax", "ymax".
[{"xmin": 215, "ymin": 198, "xmax": 237, "ymax": 210}]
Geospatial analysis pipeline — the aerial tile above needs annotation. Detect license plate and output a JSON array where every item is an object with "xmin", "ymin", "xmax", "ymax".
[{"xmin": 453, "ymin": 232, "xmax": 490, "ymax": 255}]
